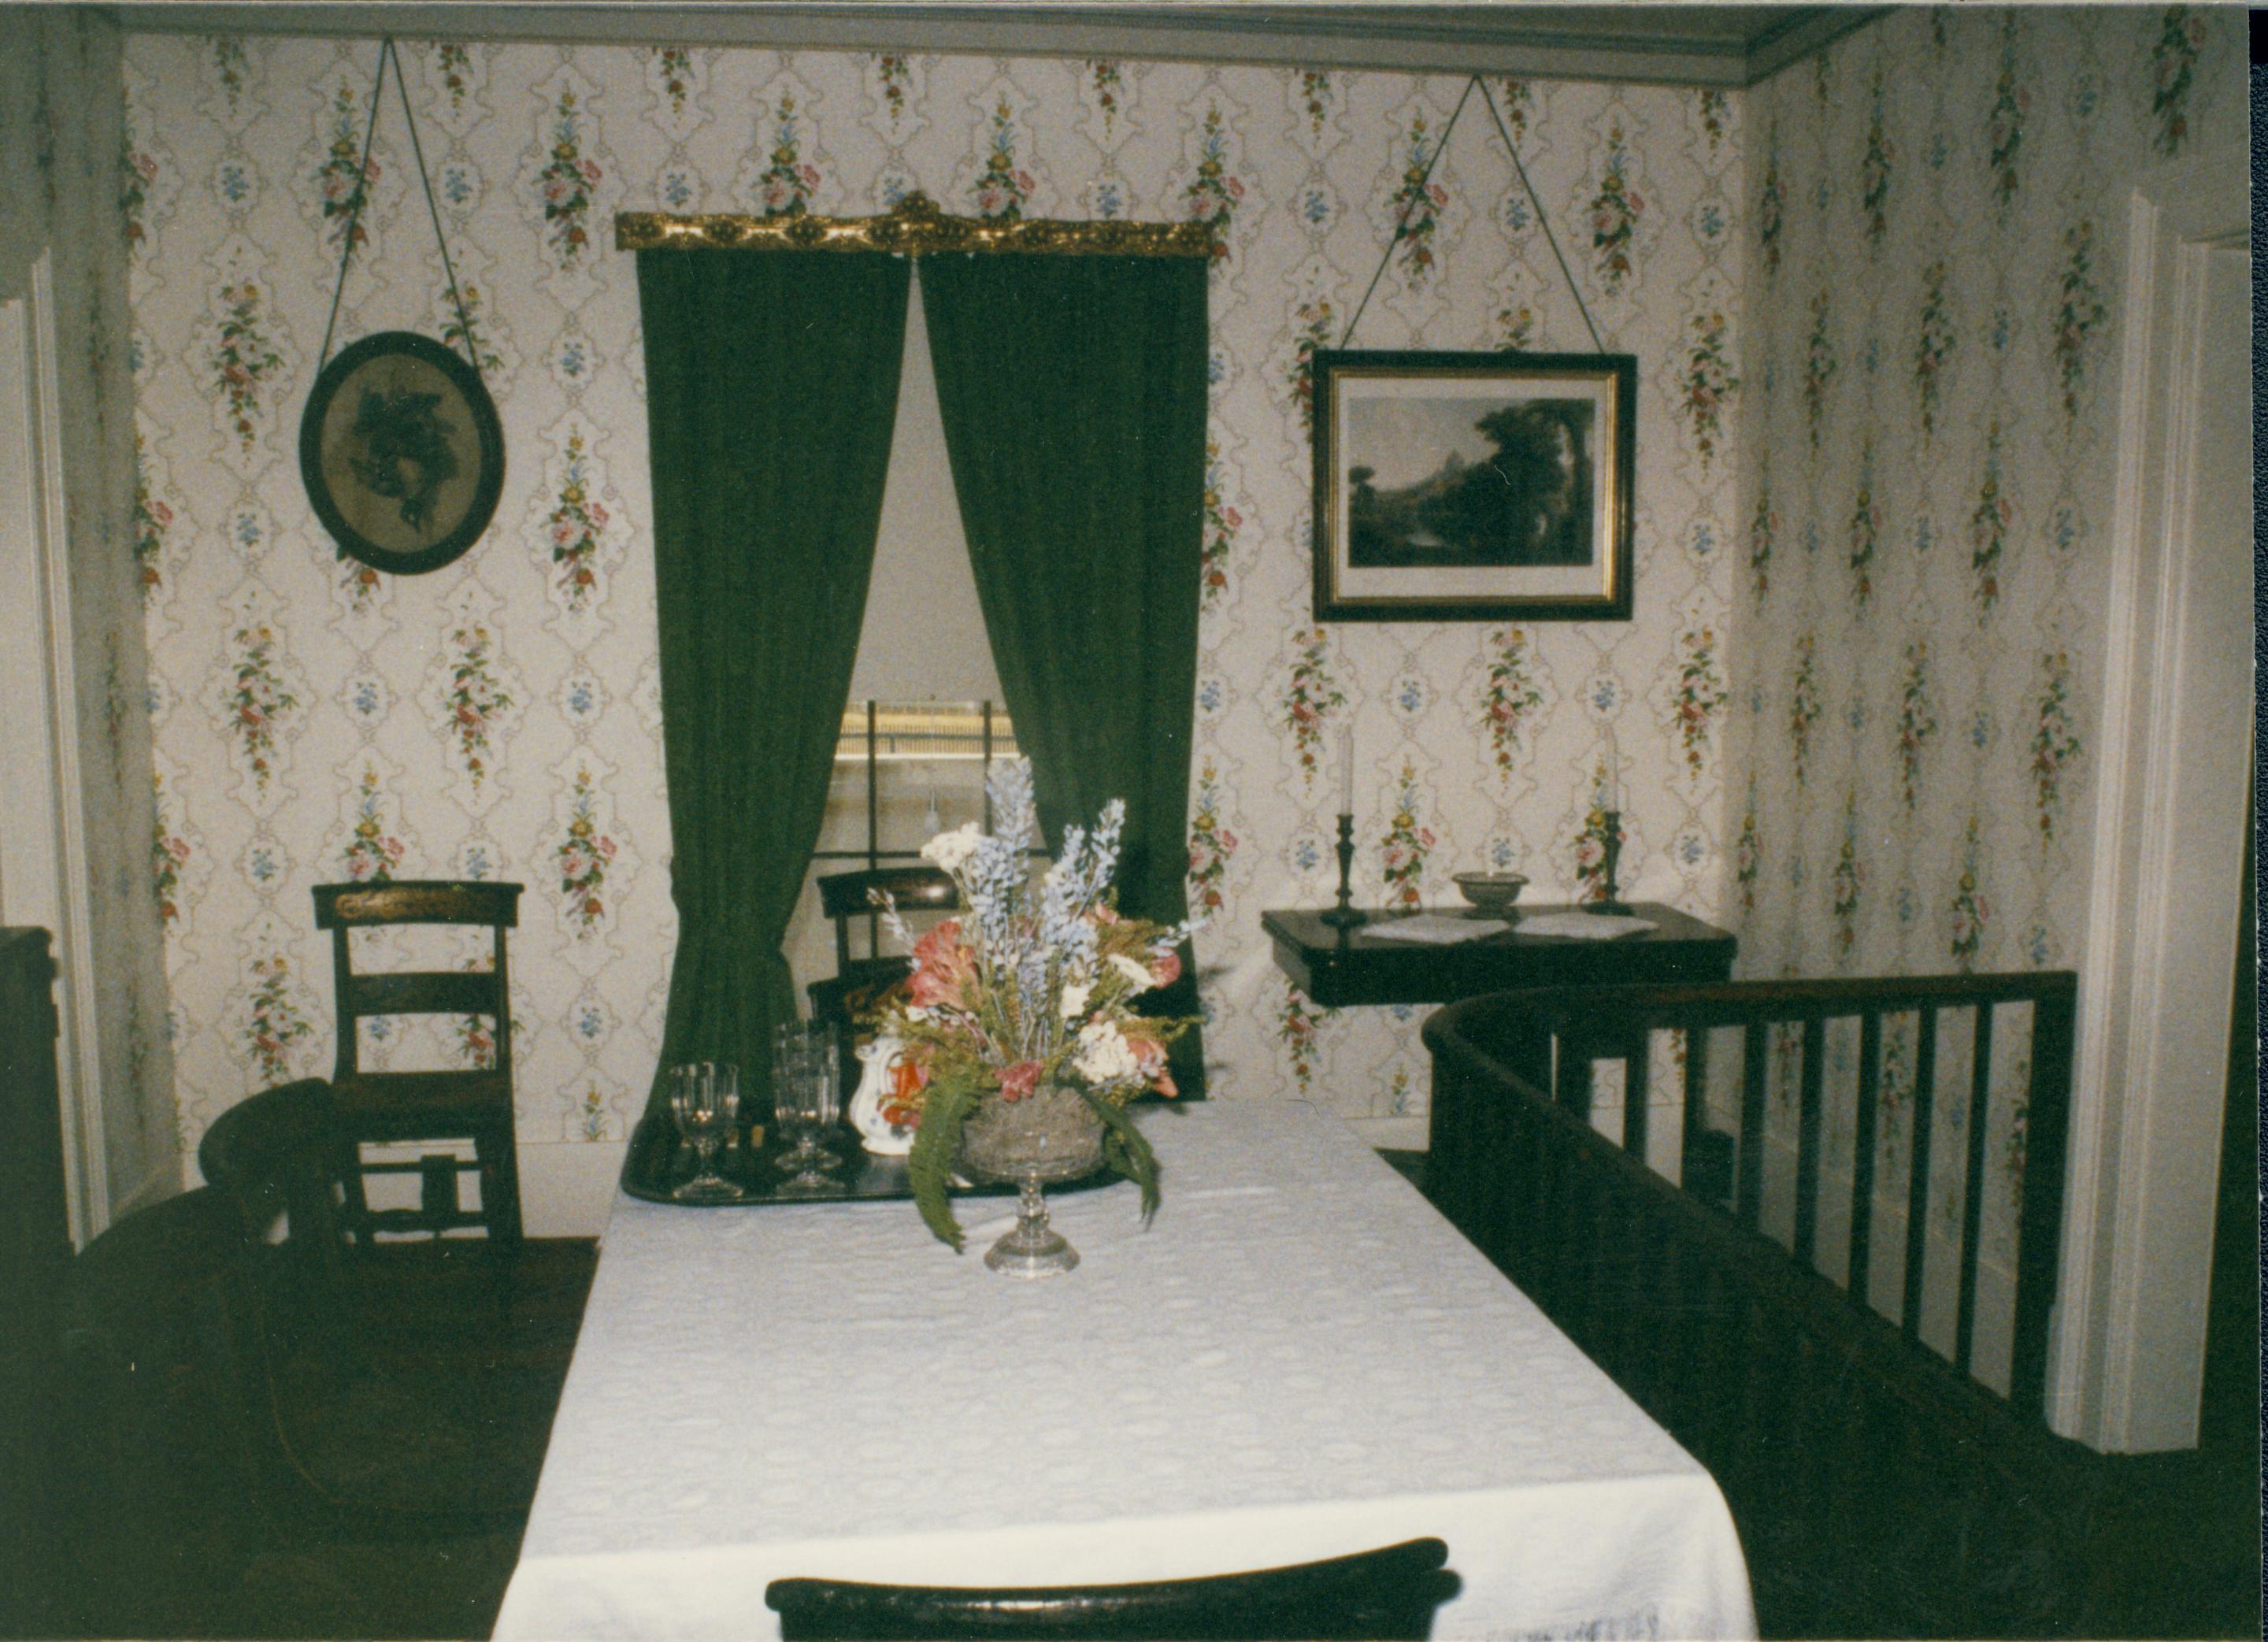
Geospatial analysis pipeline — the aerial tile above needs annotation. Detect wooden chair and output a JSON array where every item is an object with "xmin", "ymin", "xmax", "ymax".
[
  {"xmin": 764, "ymin": 1537, "xmax": 1457, "ymax": 1640},
  {"xmin": 313, "ymin": 880, "xmax": 524, "ymax": 1247},
  {"xmin": 806, "ymin": 865, "xmax": 958, "ymax": 1096},
  {"xmin": 192, "ymin": 1080, "xmax": 554, "ymax": 1537}
]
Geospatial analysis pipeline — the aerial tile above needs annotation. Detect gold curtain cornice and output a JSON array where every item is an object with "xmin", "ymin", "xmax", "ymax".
[{"xmin": 616, "ymin": 192, "xmax": 1215, "ymax": 258}]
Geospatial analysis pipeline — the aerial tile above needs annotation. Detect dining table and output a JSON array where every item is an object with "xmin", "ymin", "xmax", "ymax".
[{"xmin": 490, "ymin": 1100, "xmax": 1757, "ymax": 1642}]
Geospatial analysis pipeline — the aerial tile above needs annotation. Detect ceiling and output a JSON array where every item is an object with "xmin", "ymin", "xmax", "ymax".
[{"xmin": 107, "ymin": 2, "xmax": 1888, "ymax": 88}]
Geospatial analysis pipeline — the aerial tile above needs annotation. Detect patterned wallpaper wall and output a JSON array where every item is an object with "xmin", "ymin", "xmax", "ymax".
[
  {"xmin": 2, "ymin": 6, "xmax": 179, "ymax": 1218},
  {"xmin": 1721, "ymin": 5, "xmax": 2244, "ymax": 1331},
  {"xmin": 125, "ymin": 32, "xmax": 1752, "ymax": 1166}
]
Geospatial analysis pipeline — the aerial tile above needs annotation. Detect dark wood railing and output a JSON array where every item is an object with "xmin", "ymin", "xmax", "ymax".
[{"xmin": 1424, "ymin": 972, "xmax": 2102, "ymax": 1637}]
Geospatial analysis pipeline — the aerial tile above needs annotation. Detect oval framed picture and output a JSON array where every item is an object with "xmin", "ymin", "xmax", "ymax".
[{"xmin": 299, "ymin": 330, "xmax": 505, "ymax": 577}]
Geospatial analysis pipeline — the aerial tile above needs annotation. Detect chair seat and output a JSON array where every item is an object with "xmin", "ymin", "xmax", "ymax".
[{"xmin": 332, "ymin": 1071, "xmax": 514, "ymax": 1132}]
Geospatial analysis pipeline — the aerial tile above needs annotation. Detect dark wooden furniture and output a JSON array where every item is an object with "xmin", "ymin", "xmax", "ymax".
[
  {"xmin": 1262, "ymin": 903, "xmax": 1734, "ymax": 1008},
  {"xmin": 807, "ymin": 865, "xmax": 958, "ymax": 1096},
  {"xmin": 0, "ymin": 927, "xmax": 71, "ymax": 1636},
  {"xmin": 52, "ymin": 1078, "xmax": 576, "ymax": 1633},
  {"xmin": 52, "ymin": 1184, "xmax": 261, "ymax": 1634},
  {"xmin": 313, "ymin": 880, "xmax": 524, "ymax": 1246},
  {"xmin": 193, "ymin": 1079, "xmax": 548, "ymax": 1536},
  {"xmin": 764, "ymin": 1536, "xmax": 1458, "ymax": 1640},
  {"xmin": 1423, "ymin": 973, "xmax": 2106, "ymax": 1637}
]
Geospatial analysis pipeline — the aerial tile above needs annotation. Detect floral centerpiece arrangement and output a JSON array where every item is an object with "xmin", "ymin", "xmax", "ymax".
[{"xmin": 869, "ymin": 758, "xmax": 1193, "ymax": 1257}]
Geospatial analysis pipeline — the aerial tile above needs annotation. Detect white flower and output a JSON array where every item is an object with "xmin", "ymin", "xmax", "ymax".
[
  {"xmin": 1109, "ymin": 953, "xmax": 1154, "ymax": 992},
  {"xmin": 920, "ymin": 822, "xmax": 984, "ymax": 873},
  {"xmin": 1059, "ymin": 981, "xmax": 1092, "ymax": 1021},
  {"xmin": 1073, "ymin": 1018, "xmax": 1140, "ymax": 1085}
]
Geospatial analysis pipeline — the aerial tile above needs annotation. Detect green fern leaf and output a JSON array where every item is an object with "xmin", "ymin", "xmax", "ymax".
[{"xmin": 1085, "ymin": 1092, "xmax": 1161, "ymax": 1221}]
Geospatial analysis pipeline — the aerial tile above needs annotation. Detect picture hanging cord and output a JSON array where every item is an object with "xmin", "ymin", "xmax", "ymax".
[
  {"xmin": 1337, "ymin": 75, "xmax": 1606, "ymax": 358},
  {"xmin": 317, "ymin": 36, "xmax": 484, "ymax": 381}
]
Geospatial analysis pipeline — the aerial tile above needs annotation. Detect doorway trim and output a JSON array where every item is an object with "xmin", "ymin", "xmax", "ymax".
[
  {"xmin": 0, "ymin": 253, "xmax": 108, "ymax": 1245},
  {"xmin": 2057, "ymin": 140, "xmax": 2252, "ymax": 1451}
]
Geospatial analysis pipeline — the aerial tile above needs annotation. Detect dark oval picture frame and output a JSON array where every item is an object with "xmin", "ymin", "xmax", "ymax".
[{"xmin": 299, "ymin": 330, "xmax": 505, "ymax": 577}]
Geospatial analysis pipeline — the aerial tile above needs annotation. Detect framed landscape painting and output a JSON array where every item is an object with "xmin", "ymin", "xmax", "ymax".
[{"xmin": 1310, "ymin": 350, "xmax": 1636, "ymax": 622}]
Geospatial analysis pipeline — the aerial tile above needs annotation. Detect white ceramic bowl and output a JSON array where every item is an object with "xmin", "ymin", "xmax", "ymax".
[{"xmin": 1451, "ymin": 871, "xmax": 1529, "ymax": 916}]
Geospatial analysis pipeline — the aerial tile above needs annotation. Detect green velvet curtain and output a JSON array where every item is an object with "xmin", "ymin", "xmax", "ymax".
[
  {"xmin": 920, "ymin": 253, "xmax": 1210, "ymax": 1092},
  {"xmin": 637, "ymin": 249, "xmax": 910, "ymax": 1120}
]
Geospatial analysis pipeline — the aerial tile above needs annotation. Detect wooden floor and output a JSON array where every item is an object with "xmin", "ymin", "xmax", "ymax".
[{"xmin": 33, "ymin": 1214, "xmax": 2259, "ymax": 1641}]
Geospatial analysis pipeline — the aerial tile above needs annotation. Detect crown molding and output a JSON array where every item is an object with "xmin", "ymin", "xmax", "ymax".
[{"xmin": 109, "ymin": 2, "xmax": 1889, "ymax": 90}]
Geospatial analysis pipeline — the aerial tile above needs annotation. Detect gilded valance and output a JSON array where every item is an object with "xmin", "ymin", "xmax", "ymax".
[{"xmin": 617, "ymin": 191, "xmax": 1214, "ymax": 258}]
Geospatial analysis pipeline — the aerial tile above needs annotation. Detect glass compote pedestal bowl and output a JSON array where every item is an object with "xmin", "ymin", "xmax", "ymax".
[
  {"xmin": 958, "ymin": 1083, "xmax": 1106, "ymax": 1278},
  {"xmin": 669, "ymin": 1062, "xmax": 744, "ymax": 1202}
]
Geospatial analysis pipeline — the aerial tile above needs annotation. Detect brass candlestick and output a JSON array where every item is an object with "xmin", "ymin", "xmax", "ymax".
[
  {"xmin": 1587, "ymin": 809, "xmax": 1632, "ymax": 915},
  {"xmin": 1321, "ymin": 813, "xmax": 1366, "ymax": 928}
]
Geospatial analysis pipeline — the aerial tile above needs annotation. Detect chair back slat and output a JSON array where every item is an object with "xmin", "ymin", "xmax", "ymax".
[
  {"xmin": 813, "ymin": 866, "xmax": 957, "ymax": 925},
  {"xmin": 343, "ymin": 970, "xmax": 500, "ymax": 1021},
  {"xmin": 1953, "ymin": 1001, "xmax": 1997, "ymax": 1377},
  {"xmin": 1847, "ymin": 1010, "xmax": 1884, "ymax": 1305},
  {"xmin": 1901, "ymin": 1006, "xmax": 1940, "ymax": 1347},
  {"xmin": 313, "ymin": 880, "xmax": 521, "ymax": 930}
]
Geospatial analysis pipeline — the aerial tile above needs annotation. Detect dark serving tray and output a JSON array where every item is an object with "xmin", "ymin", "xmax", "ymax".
[{"xmin": 617, "ymin": 1114, "xmax": 1116, "ymax": 1207}]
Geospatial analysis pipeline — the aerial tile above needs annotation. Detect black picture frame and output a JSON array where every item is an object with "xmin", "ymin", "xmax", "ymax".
[
  {"xmin": 1311, "ymin": 349, "xmax": 1636, "ymax": 623},
  {"xmin": 299, "ymin": 330, "xmax": 505, "ymax": 577}
]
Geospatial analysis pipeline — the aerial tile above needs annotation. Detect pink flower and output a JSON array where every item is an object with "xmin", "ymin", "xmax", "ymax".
[
  {"xmin": 907, "ymin": 919, "xmax": 975, "ymax": 1007},
  {"xmin": 1150, "ymin": 950, "xmax": 1181, "ymax": 988},
  {"xmin": 998, "ymin": 1060, "xmax": 1042, "ymax": 1103}
]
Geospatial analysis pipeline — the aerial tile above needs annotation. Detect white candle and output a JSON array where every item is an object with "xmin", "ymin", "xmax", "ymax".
[
  {"xmin": 1602, "ymin": 723, "xmax": 1622, "ymax": 814},
  {"xmin": 1337, "ymin": 725, "xmax": 1355, "ymax": 816}
]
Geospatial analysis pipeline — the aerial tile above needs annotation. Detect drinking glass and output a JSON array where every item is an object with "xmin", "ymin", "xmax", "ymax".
[
  {"xmin": 773, "ymin": 1021, "xmax": 842, "ymax": 1191},
  {"xmin": 669, "ymin": 1061, "xmax": 743, "ymax": 1202}
]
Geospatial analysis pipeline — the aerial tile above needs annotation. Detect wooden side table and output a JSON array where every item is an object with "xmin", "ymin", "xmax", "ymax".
[{"xmin": 1260, "ymin": 903, "xmax": 1736, "ymax": 1009}]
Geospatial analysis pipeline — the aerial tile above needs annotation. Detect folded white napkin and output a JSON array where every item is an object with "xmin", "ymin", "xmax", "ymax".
[
  {"xmin": 1364, "ymin": 914, "xmax": 1512, "ymax": 944},
  {"xmin": 1517, "ymin": 911, "xmax": 1657, "ymax": 939}
]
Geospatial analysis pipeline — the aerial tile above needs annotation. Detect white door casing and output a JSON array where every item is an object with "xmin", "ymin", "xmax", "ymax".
[
  {"xmin": 0, "ymin": 252, "xmax": 108, "ymax": 1245},
  {"xmin": 2055, "ymin": 143, "xmax": 2253, "ymax": 1452}
]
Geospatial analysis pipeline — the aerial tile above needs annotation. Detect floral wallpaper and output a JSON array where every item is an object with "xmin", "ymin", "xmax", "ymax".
[
  {"xmin": 115, "ymin": 10, "xmax": 2243, "ymax": 1192},
  {"xmin": 1725, "ymin": 5, "xmax": 2244, "ymax": 1353},
  {"xmin": 124, "ymin": 32, "xmax": 1755, "ymax": 1167},
  {"xmin": 2, "ymin": 7, "xmax": 180, "ymax": 1218}
]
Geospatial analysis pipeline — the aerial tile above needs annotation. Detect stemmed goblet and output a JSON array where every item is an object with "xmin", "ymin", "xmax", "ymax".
[
  {"xmin": 773, "ymin": 1021, "xmax": 842, "ymax": 1194},
  {"xmin": 669, "ymin": 1061, "xmax": 743, "ymax": 1202}
]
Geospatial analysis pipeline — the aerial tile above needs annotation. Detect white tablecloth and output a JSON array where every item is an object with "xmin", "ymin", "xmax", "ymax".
[{"xmin": 492, "ymin": 1101, "xmax": 1755, "ymax": 1642}]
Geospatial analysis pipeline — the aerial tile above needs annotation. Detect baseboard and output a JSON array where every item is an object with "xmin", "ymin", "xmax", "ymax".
[
  {"xmin": 520, "ymin": 1140, "xmax": 628, "ymax": 1238},
  {"xmin": 1349, "ymin": 1114, "xmax": 1429, "ymax": 1150}
]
